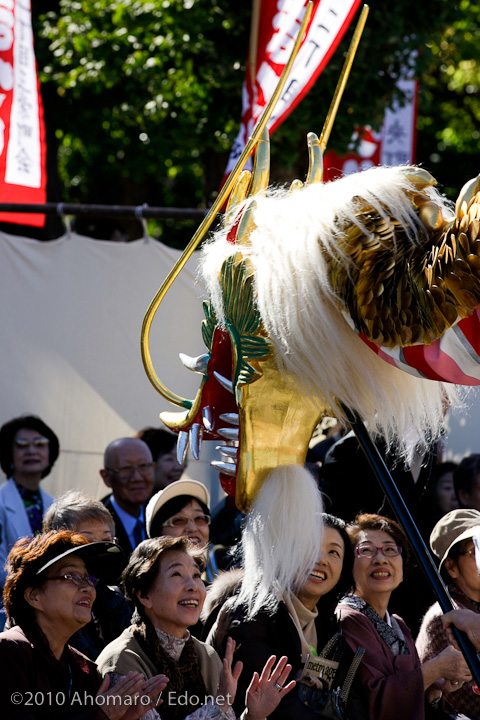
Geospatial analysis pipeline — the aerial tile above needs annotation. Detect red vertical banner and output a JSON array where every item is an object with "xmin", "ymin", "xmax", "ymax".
[
  {"xmin": 323, "ymin": 78, "xmax": 419, "ymax": 181},
  {"xmin": 0, "ymin": 0, "xmax": 46, "ymax": 226},
  {"xmin": 224, "ymin": 0, "xmax": 363, "ymax": 177}
]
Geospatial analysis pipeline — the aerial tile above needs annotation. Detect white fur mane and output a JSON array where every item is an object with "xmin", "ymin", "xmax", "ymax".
[
  {"xmin": 200, "ymin": 166, "xmax": 461, "ymax": 458},
  {"xmin": 234, "ymin": 465, "xmax": 324, "ymax": 619}
]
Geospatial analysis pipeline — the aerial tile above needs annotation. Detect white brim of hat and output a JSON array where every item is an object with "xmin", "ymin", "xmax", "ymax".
[
  {"xmin": 146, "ymin": 479, "xmax": 210, "ymax": 537},
  {"xmin": 36, "ymin": 541, "xmax": 123, "ymax": 576}
]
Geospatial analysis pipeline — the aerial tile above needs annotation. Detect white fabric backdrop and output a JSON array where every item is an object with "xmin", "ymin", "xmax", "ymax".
[
  {"xmin": 0, "ymin": 229, "xmax": 477, "ymax": 509},
  {"xmin": 0, "ymin": 230, "xmax": 222, "ymax": 505}
]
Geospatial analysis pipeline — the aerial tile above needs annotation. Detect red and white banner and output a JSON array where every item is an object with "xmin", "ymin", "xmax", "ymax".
[
  {"xmin": 323, "ymin": 77, "xmax": 419, "ymax": 181},
  {"xmin": 360, "ymin": 307, "xmax": 480, "ymax": 387},
  {"xmin": 225, "ymin": 0, "xmax": 363, "ymax": 176},
  {"xmin": 0, "ymin": 0, "xmax": 46, "ymax": 226}
]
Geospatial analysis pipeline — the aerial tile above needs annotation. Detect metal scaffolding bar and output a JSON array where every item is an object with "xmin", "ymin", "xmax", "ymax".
[{"xmin": 0, "ymin": 203, "xmax": 207, "ymax": 220}]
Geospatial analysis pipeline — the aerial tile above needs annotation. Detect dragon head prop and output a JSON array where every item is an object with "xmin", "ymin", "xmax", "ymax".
[{"xmin": 142, "ymin": 124, "xmax": 480, "ymax": 512}]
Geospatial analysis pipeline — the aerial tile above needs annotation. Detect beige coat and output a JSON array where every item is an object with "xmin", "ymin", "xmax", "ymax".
[{"xmin": 96, "ymin": 627, "xmax": 222, "ymax": 696}]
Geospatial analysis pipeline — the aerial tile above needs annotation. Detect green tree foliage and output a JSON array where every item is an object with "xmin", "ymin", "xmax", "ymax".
[
  {"xmin": 34, "ymin": 0, "xmax": 478, "ymax": 245},
  {"xmin": 416, "ymin": 0, "xmax": 480, "ymax": 199}
]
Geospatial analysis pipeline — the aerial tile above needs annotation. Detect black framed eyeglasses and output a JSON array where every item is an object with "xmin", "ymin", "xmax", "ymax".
[
  {"xmin": 355, "ymin": 544, "xmax": 402, "ymax": 559},
  {"xmin": 43, "ymin": 572, "xmax": 99, "ymax": 587}
]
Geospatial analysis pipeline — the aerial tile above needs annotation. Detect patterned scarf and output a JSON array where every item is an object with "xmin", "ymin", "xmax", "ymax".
[
  {"xmin": 15, "ymin": 482, "xmax": 43, "ymax": 535},
  {"xmin": 132, "ymin": 614, "xmax": 208, "ymax": 720},
  {"xmin": 340, "ymin": 594, "xmax": 409, "ymax": 656}
]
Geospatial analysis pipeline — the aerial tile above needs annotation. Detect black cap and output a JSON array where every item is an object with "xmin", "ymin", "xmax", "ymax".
[{"xmin": 36, "ymin": 541, "xmax": 124, "ymax": 583}]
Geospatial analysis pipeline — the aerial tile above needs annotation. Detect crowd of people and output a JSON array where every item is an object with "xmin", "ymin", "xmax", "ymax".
[{"xmin": 0, "ymin": 412, "xmax": 480, "ymax": 720}]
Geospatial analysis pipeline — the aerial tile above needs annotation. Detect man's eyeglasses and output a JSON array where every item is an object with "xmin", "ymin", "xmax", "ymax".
[
  {"xmin": 43, "ymin": 572, "xmax": 99, "ymax": 587},
  {"xmin": 14, "ymin": 437, "xmax": 49, "ymax": 449},
  {"xmin": 162, "ymin": 514, "xmax": 211, "ymax": 529},
  {"xmin": 105, "ymin": 463, "xmax": 154, "ymax": 481},
  {"xmin": 355, "ymin": 544, "xmax": 402, "ymax": 559}
]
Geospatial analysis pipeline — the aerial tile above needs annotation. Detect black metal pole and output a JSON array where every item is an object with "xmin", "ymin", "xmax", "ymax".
[
  {"xmin": 0, "ymin": 202, "xmax": 208, "ymax": 220},
  {"xmin": 341, "ymin": 404, "xmax": 480, "ymax": 685}
]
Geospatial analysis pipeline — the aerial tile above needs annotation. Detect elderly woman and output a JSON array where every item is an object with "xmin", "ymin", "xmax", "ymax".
[
  {"xmin": 0, "ymin": 415, "xmax": 60, "ymax": 590},
  {"xmin": 416, "ymin": 508, "xmax": 480, "ymax": 719},
  {"xmin": 206, "ymin": 513, "xmax": 357, "ymax": 719},
  {"xmin": 337, "ymin": 513, "xmax": 472, "ymax": 720},
  {"xmin": 43, "ymin": 490, "xmax": 132, "ymax": 660},
  {"xmin": 0, "ymin": 529, "xmax": 167, "ymax": 719},
  {"xmin": 96, "ymin": 536, "xmax": 295, "ymax": 720}
]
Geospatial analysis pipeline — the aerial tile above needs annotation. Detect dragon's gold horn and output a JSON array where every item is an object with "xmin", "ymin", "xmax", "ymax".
[
  {"xmin": 249, "ymin": 126, "xmax": 270, "ymax": 196},
  {"xmin": 225, "ymin": 170, "xmax": 252, "ymax": 225},
  {"xmin": 305, "ymin": 132, "xmax": 324, "ymax": 185},
  {"xmin": 234, "ymin": 126, "xmax": 270, "ymax": 252}
]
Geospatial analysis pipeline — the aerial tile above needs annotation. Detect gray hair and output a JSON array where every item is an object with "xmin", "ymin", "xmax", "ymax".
[{"xmin": 42, "ymin": 490, "xmax": 115, "ymax": 534}]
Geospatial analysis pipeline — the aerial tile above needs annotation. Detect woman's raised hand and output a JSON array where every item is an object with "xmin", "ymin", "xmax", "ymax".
[
  {"xmin": 96, "ymin": 671, "xmax": 169, "ymax": 719},
  {"xmin": 216, "ymin": 636, "xmax": 244, "ymax": 709},
  {"xmin": 244, "ymin": 655, "xmax": 296, "ymax": 720}
]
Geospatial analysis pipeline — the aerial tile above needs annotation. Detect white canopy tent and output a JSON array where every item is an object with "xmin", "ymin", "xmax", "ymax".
[{"xmin": 0, "ymin": 230, "xmax": 223, "ymax": 506}]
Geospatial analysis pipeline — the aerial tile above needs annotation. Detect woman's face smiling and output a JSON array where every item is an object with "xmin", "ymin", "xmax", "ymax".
[
  {"xmin": 353, "ymin": 528, "xmax": 403, "ymax": 612},
  {"xmin": 29, "ymin": 555, "xmax": 96, "ymax": 641},
  {"xmin": 161, "ymin": 499, "xmax": 210, "ymax": 547},
  {"xmin": 138, "ymin": 550, "xmax": 206, "ymax": 638},
  {"xmin": 297, "ymin": 526, "xmax": 345, "ymax": 610}
]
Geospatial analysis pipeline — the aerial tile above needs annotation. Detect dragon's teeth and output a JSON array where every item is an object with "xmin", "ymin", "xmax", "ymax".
[
  {"xmin": 213, "ymin": 371, "xmax": 234, "ymax": 394},
  {"xmin": 179, "ymin": 352, "xmax": 209, "ymax": 374},
  {"xmin": 190, "ymin": 423, "xmax": 203, "ymax": 460},
  {"xmin": 202, "ymin": 405, "xmax": 214, "ymax": 432},
  {"xmin": 211, "ymin": 460, "xmax": 237, "ymax": 476},
  {"xmin": 216, "ymin": 445, "xmax": 238, "ymax": 459},
  {"xmin": 217, "ymin": 428, "xmax": 239, "ymax": 441},
  {"xmin": 219, "ymin": 412, "xmax": 239, "ymax": 426},
  {"xmin": 177, "ymin": 430, "xmax": 189, "ymax": 464}
]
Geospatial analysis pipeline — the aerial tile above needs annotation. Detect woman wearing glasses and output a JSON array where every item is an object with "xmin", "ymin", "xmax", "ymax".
[
  {"xmin": 0, "ymin": 415, "xmax": 60, "ymax": 595},
  {"xmin": 416, "ymin": 509, "xmax": 480, "ymax": 719},
  {"xmin": 337, "ymin": 513, "xmax": 470, "ymax": 720},
  {"xmin": 0, "ymin": 529, "xmax": 167, "ymax": 719},
  {"xmin": 146, "ymin": 480, "xmax": 211, "ymax": 550}
]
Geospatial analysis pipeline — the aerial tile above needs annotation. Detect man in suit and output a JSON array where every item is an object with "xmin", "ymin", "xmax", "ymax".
[{"xmin": 100, "ymin": 437, "xmax": 154, "ymax": 561}]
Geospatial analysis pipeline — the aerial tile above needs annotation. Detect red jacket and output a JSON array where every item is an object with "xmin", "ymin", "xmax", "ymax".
[
  {"xmin": 0, "ymin": 624, "xmax": 107, "ymax": 719},
  {"xmin": 337, "ymin": 604, "xmax": 425, "ymax": 720}
]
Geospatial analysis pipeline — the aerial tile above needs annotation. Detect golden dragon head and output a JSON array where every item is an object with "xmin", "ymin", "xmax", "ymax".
[{"xmin": 141, "ymin": 120, "xmax": 480, "ymax": 513}]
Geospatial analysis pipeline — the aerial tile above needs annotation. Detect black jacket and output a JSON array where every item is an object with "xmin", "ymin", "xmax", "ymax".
[{"xmin": 207, "ymin": 597, "xmax": 364, "ymax": 720}]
